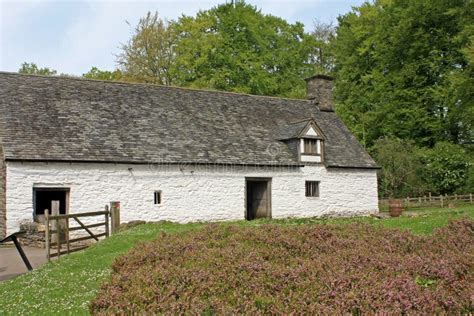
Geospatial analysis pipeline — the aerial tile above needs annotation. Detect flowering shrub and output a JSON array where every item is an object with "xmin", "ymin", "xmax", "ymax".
[{"xmin": 91, "ymin": 220, "xmax": 473, "ymax": 314}]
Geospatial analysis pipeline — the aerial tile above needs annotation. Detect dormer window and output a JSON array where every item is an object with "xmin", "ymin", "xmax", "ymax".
[
  {"xmin": 275, "ymin": 118, "xmax": 325, "ymax": 164},
  {"xmin": 301, "ymin": 137, "xmax": 324, "ymax": 163},
  {"xmin": 299, "ymin": 122, "xmax": 324, "ymax": 163}
]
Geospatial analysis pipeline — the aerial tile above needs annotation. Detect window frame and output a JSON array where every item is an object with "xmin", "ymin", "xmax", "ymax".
[
  {"xmin": 305, "ymin": 181, "xmax": 320, "ymax": 197},
  {"xmin": 33, "ymin": 187, "xmax": 70, "ymax": 221},
  {"xmin": 303, "ymin": 139, "xmax": 318, "ymax": 154},
  {"xmin": 302, "ymin": 138, "xmax": 323, "ymax": 157}
]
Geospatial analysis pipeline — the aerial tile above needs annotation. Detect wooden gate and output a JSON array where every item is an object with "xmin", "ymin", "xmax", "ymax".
[{"xmin": 44, "ymin": 201, "xmax": 120, "ymax": 261}]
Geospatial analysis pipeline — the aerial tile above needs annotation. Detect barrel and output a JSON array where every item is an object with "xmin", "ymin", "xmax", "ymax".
[{"xmin": 388, "ymin": 199, "xmax": 403, "ymax": 217}]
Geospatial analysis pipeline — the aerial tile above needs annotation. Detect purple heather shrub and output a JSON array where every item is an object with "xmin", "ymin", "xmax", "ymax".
[{"xmin": 91, "ymin": 220, "xmax": 474, "ymax": 314}]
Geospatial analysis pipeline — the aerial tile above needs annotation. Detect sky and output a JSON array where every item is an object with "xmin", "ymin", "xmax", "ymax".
[{"xmin": 0, "ymin": 0, "xmax": 364, "ymax": 76}]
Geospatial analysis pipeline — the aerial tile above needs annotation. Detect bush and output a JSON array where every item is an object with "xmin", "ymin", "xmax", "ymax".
[
  {"xmin": 371, "ymin": 137, "xmax": 426, "ymax": 197},
  {"xmin": 91, "ymin": 220, "xmax": 474, "ymax": 314},
  {"xmin": 421, "ymin": 142, "xmax": 471, "ymax": 194}
]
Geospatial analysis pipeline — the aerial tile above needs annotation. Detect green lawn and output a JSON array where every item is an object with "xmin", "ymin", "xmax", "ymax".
[{"xmin": 0, "ymin": 205, "xmax": 472, "ymax": 315}]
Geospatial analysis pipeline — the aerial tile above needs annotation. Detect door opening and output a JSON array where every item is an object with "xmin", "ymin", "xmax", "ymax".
[
  {"xmin": 33, "ymin": 188, "xmax": 69, "ymax": 223},
  {"xmin": 246, "ymin": 178, "xmax": 271, "ymax": 220}
]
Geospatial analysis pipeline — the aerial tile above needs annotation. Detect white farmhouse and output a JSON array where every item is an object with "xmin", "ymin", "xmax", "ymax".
[{"xmin": 0, "ymin": 72, "xmax": 378, "ymax": 237}]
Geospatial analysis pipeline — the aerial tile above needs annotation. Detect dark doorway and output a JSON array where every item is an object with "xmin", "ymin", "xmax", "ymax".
[
  {"xmin": 246, "ymin": 179, "xmax": 271, "ymax": 220},
  {"xmin": 33, "ymin": 188, "xmax": 69, "ymax": 222}
]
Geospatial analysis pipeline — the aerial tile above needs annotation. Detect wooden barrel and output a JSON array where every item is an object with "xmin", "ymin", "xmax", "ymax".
[{"xmin": 388, "ymin": 199, "xmax": 403, "ymax": 217}]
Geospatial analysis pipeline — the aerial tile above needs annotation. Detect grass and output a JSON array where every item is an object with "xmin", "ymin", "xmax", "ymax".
[{"xmin": 0, "ymin": 205, "xmax": 472, "ymax": 315}]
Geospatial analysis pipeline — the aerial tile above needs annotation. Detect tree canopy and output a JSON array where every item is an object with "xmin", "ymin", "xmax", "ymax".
[
  {"xmin": 16, "ymin": 0, "xmax": 474, "ymax": 197},
  {"xmin": 117, "ymin": 12, "xmax": 177, "ymax": 85},
  {"xmin": 83, "ymin": 67, "xmax": 123, "ymax": 81},
  {"xmin": 19, "ymin": 62, "xmax": 57, "ymax": 76},
  {"xmin": 333, "ymin": 0, "xmax": 473, "ymax": 148},
  {"xmin": 172, "ymin": 1, "xmax": 316, "ymax": 97}
]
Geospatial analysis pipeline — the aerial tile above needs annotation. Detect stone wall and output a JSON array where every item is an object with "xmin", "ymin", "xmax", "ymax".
[
  {"xmin": 0, "ymin": 144, "xmax": 6, "ymax": 238},
  {"xmin": 5, "ymin": 161, "xmax": 379, "ymax": 235}
]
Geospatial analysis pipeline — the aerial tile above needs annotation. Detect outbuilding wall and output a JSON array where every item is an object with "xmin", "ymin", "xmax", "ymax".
[
  {"xmin": 5, "ymin": 161, "xmax": 378, "ymax": 235},
  {"xmin": 0, "ymin": 144, "xmax": 5, "ymax": 238}
]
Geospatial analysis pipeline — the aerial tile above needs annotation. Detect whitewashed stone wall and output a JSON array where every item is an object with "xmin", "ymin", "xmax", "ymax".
[
  {"xmin": 0, "ymin": 145, "xmax": 6, "ymax": 238},
  {"xmin": 5, "ymin": 161, "xmax": 378, "ymax": 235}
]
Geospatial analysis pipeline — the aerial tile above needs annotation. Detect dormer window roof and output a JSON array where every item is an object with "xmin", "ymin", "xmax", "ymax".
[
  {"xmin": 274, "ymin": 118, "xmax": 325, "ymax": 141},
  {"xmin": 275, "ymin": 119, "xmax": 325, "ymax": 164}
]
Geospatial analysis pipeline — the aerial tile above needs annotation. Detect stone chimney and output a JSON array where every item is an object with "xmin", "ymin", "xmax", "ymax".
[{"xmin": 305, "ymin": 74, "xmax": 334, "ymax": 112}]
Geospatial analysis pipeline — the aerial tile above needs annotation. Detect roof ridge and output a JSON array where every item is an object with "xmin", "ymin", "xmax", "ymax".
[
  {"xmin": 0, "ymin": 71, "xmax": 311, "ymax": 103},
  {"xmin": 288, "ymin": 118, "xmax": 315, "ymax": 124}
]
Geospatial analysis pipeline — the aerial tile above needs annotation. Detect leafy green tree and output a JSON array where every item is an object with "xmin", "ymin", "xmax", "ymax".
[
  {"xmin": 83, "ymin": 67, "xmax": 123, "ymax": 81},
  {"xmin": 333, "ymin": 0, "xmax": 473, "ymax": 148},
  {"xmin": 173, "ymin": 1, "xmax": 316, "ymax": 97},
  {"xmin": 443, "ymin": 21, "xmax": 474, "ymax": 145},
  {"xmin": 421, "ymin": 142, "xmax": 471, "ymax": 194},
  {"xmin": 460, "ymin": 146, "xmax": 474, "ymax": 193},
  {"xmin": 117, "ymin": 12, "xmax": 177, "ymax": 85},
  {"xmin": 19, "ymin": 62, "xmax": 57, "ymax": 76},
  {"xmin": 371, "ymin": 137, "xmax": 426, "ymax": 197}
]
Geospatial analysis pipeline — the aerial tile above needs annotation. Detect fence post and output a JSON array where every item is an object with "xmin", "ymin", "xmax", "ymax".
[
  {"xmin": 470, "ymin": 193, "xmax": 473, "ymax": 203},
  {"xmin": 110, "ymin": 201, "xmax": 121, "ymax": 234},
  {"xmin": 429, "ymin": 192, "xmax": 432, "ymax": 203},
  {"xmin": 104, "ymin": 205, "xmax": 110, "ymax": 237},
  {"xmin": 51, "ymin": 201, "xmax": 61, "ymax": 258},
  {"xmin": 51, "ymin": 201, "xmax": 59, "ymax": 246},
  {"xmin": 440, "ymin": 195, "xmax": 443, "ymax": 208},
  {"xmin": 65, "ymin": 214, "xmax": 70, "ymax": 255},
  {"xmin": 45, "ymin": 209, "xmax": 50, "ymax": 261}
]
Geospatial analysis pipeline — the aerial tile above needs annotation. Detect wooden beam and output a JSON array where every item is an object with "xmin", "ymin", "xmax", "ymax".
[
  {"xmin": 47, "ymin": 210, "xmax": 108, "ymax": 220},
  {"xmin": 49, "ymin": 245, "xmax": 89, "ymax": 258},
  {"xmin": 110, "ymin": 201, "xmax": 120, "ymax": 234},
  {"xmin": 49, "ymin": 222, "xmax": 106, "ymax": 234},
  {"xmin": 51, "ymin": 201, "xmax": 60, "ymax": 251},
  {"xmin": 104, "ymin": 205, "xmax": 110, "ymax": 237},
  {"xmin": 73, "ymin": 217, "xmax": 99, "ymax": 241},
  {"xmin": 45, "ymin": 209, "xmax": 50, "ymax": 261}
]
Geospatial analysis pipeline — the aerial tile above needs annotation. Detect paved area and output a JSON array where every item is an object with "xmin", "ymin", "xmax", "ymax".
[{"xmin": 0, "ymin": 246, "xmax": 47, "ymax": 282}]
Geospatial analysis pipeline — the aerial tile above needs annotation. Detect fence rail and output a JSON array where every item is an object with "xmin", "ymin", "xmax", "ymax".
[
  {"xmin": 379, "ymin": 193, "xmax": 473, "ymax": 209},
  {"xmin": 44, "ymin": 201, "xmax": 121, "ymax": 261}
]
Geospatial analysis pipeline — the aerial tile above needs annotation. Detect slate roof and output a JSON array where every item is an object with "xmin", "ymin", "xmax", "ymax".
[
  {"xmin": 0, "ymin": 72, "xmax": 377, "ymax": 168},
  {"xmin": 274, "ymin": 120, "xmax": 311, "ymax": 141},
  {"xmin": 275, "ymin": 119, "xmax": 325, "ymax": 140}
]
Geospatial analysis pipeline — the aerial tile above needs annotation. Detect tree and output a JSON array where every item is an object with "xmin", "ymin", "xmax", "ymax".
[
  {"xmin": 371, "ymin": 137, "xmax": 425, "ymax": 197},
  {"xmin": 333, "ymin": 0, "xmax": 473, "ymax": 148},
  {"xmin": 117, "ymin": 12, "xmax": 177, "ymax": 85},
  {"xmin": 173, "ymin": 1, "xmax": 316, "ymax": 97},
  {"xmin": 421, "ymin": 142, "xmax": 471, "ymax": 194},
  {"xmin": 442, "ymin": 19, "xmax": 474, "ymax": 145},
  {"xmin": 19, "ymin": 62, "xmax": 57, "ymax": 76},
  {"xmin": 83, "ymin": 67, "xmax": 123, "ymax": 81},
  {"xmin": 310, "ymin": 20, "xmax": 336, "ymax": 75}
]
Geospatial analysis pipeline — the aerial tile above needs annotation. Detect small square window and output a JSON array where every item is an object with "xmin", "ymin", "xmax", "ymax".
[
  {"xmin": 305, "ymin": 181, "xmax": 320, "ymax": 197},
  {"xmin": 154, "ymin": 191, "xmax": 162, "ymax": 205}
]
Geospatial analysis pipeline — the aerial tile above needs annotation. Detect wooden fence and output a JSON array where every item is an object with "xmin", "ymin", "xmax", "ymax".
[
  {"xmin": 379, "ymin": 193, "xmax": 473, "ymax": 210},
  {"xmin": 44, "ymin": 201, "xmax": 121, "ymax": 261}
]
